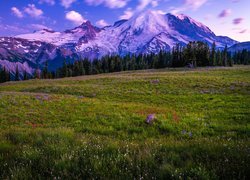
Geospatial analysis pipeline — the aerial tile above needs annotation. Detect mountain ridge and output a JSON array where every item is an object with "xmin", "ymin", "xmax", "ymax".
[{"xmin": 0, "ymin": 10, "xmax": 240, "ymax": 75}]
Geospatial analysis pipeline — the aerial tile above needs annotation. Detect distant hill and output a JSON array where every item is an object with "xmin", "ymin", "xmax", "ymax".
[{"xmin": 228, "ymin": 41, "xmax": 250, "ymax": 52}]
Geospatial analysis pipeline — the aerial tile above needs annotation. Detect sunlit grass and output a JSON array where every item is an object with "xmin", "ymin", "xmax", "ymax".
[{"xmin": 0, "ymin": 66, "xmax": 249, "ymax": 179}]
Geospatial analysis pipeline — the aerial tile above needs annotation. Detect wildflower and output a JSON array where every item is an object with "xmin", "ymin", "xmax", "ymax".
[
  {"xmin": 78, "ymin": 96, "xmax": 84, "ymax": 99},
  {"xmin": 182, "ymin": 130, "xmax": 187, "ymax": 134},
  {"xmin": 145, "ymin": 114, "xmax": 156, "ymax": 124},
  {"xmin": 189, "ymin": 132, "xmax": 192, "ymax": 137}
]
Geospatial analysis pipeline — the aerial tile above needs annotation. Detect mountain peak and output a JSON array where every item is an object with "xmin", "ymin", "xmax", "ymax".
[
  {"xmin": 124, "ymin": 10, "xmax": 169, "ymax": 32},
  {"xmin": 79, "ymin": 20, "xmax": 92, "ymax": 27},
  {"xmin": 65, "ymin": 20, "xmax": 101, "ymax": 34}
]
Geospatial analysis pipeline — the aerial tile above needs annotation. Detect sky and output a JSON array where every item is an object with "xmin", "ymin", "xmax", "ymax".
[{"xmin": 0, "ymin": 0, "xmax": 249, "ymax": 42}]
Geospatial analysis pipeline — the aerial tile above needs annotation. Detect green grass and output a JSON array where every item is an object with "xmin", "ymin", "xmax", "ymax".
[{"xmin": 0, "ymin": 66, "xmax": 249, "ymax": 179}]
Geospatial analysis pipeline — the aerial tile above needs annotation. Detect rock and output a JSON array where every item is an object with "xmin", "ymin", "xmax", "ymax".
[
  {"xmin": 187, "ymin": 63, "xmax": 194, "ymax": 68},
  {"xmin": 145, "ymin": 114, "xmax": 156, "ymax": 124},
  {"xmin": 151, "ymin": 79, "xmax": 160, "ymax": 84}
]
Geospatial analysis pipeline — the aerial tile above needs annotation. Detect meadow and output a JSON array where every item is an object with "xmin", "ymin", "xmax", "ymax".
[{"xmin": 0, "ymin": 66, "xmax": 249, "ymax": 179}]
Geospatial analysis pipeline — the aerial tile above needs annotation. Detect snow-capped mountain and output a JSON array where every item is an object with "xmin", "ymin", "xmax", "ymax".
[{"xmin": 0, "ymin": 10, "xmax": 238, "ymax": 75}]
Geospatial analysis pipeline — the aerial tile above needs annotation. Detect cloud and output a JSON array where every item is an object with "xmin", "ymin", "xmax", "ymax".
[
  {"xmin": 65, "ymin": 11, "xmax": 86, "ymax": 25},
  {"xmin": 151, "ymin": 1, "xmax": 159, "ymax": 7},
  {"xmin": 96, "ymin": 19, "xmax": 109, "ymax": 27},
  {"xmin": 156, "ymin": 10, "xmax": 167, "ymax": 15},
  {"xmin": 61, "ymin": 0, "xmax": 77, "ymax": 8},
  {"xmin": 119, "ymin": 8, "xmax": 134, "ymax": 19},
  {"xmin": 233, "ymin": 18, "xmax": 243, "ymax": 25},
  {"xmin": 119, "ymin": 0, "xmax": 160, "ymax": 20},
  {"xmin": 0, "ymin": 24, "xmax": 29, "ymax": 34},
  {"xmin": 204, "ymin": 14, "xmax": 212, "ymax": 20},
  {"xmin": 170, "ymin": 0, "xmax": 207, "ymax": 14},
  {"xmin": 183, "ymin": 0, "xmax": 208, "ymax": 10},
  {"xmin": 136, "ymin": 0, "xmax": 159, "ymax": 11},
  {"xmin": 39, "ymin": 0, "xmax": 55, "ymax": 5},
  {"xmin": 85, "ymin": 0, "xmax": 129, "ymax": 9},
  {"xmin": 218, "ymin": 9, "xmax": 232, "ymax": 18},
  {"xmin": 24, "ymin": 4, "xmax": 43, "ymax": 18},
  {"xmin": 31, "ymin": 24, "xmax": 51, "ymax": 30},
  {"xmin": 239, "ymin": 29, "xmax": 247, "ymax": 34},
  {"xmin": 11, "ymin": 7, "xmax": 24, "ymax": 18}
]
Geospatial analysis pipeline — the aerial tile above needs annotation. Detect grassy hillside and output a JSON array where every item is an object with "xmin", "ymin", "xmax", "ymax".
[{"xmin": 0, "ymin": 66, "xmax": 249, "ymax": 179}]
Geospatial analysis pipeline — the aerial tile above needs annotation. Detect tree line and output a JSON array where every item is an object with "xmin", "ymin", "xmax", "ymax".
[{"xmin": 1, "ymin": 41, "xmax": 250, "ymax": 83}]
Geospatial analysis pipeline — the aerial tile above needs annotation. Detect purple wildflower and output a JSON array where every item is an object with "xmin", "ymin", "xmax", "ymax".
[{"xmin": 145, "ymin": 114, "xmax": 156, "ymax": 124}]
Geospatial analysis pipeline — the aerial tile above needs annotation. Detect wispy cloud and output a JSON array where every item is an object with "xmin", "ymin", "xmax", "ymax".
[
  {"xmin": 170, "ymin": 0, "xmax": 208, "ymax": 14},
  {"xmin": 119, "ymin": 0, "xmax": 160, "ymax": 20},
  {"xmin": 239, "ymin": 29, "xmax": 247, "ymax": 34},
  {"xmin": 232, "ymin": 0, "xmax": 240, "ymax": 3},
  {"xmin": 61, "ymin": 0, "xmax": 77, "ymax": 9},
  {"xmin": 233, "ymin": 18, "xmax": 243, "ymax": 25},
  {"xmin": 119, "ymin": 8, "xmax": 134, "ymax": 19},
  {"xmin": 96, "ymin": 19, "xmax": 109, "ymax": 27},
  {"xmin": 218, "ymin": 9, "xmax": 232, "ymax": 18},
  {"xmin": 11, "ymin": 7, "xmax": 24, "ymax": 18},
  {"xmin": 136, "ymin": 0, "xmax": 159, "ymax": 11},
  {"xmin": 0, "ymin": 24, "xmax": 29, "ymax": 34},
  {"xmin": 39, "ymin": 0, "xmax": 55, "ymax": 6},
  {"xmin": 30, "ymin": 24, "xmax": 51, "ymax": 30},
  {"xmin": 184, "ymin": 0, "xmax": 208, "ymax": 10},
  {"xmin": 24, "ymin": 4, "xmax": 43, "ymax": 18},
  {"xmin": 85, "ymin": 0, "xmax": 129, "ymax": 9}
]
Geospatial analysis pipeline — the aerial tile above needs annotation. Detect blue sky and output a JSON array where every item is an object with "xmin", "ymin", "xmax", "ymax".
[{"xmin": 0, "ymin": 0, "xmax": 249, "ymax": 42}]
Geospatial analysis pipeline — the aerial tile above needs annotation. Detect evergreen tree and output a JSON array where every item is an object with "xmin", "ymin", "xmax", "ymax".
[
  {"xmin": 15, "ymin": 66, "xmax": 19, "ymax": 81},
  {"xmin": 211, "ymin": 42, "xmax": 216, "ymax": 66},
  {"xmin": 216, "ymin": 50, "xmax": 222, "ymax": 66},
  {"xmin": 130, "ymin": 55, "xmax": 136, "ymax": 70},
  {"xmin": 62, "ymin": 60, "xmax": 68, "ymax": 77},
  {"xmin": 158, "ymin": 50, "xmax": 166, "ymax": 68},
  {"xmin": 228, "ymin": 52, "xmax": 233, "ymax": 67},
  {"xmin": 83, "ymin": 58, "xmax": 91, "ymax": 75},
  {"xmin": 184, "ymin": 42, "xmax": 196, "ymax": 67},
  {"xmin": 152, "ymin": 54, "xmax": 159, "ymax": 69},
  {"xmin": 42, "ymin": 61, "xmax": 49, "ymax": 79},
  {"xmin": 34, "ymin": 68, "xmax": 41, "ymax": 79},
  {"xmin": 0, "ymin": 68, "xmax": 4, "ymax": 83},
  {"xmin": 79, "ymin": 61, "xmax": 85, "ymax": 75},
  {"xmin": 222, "ymin": 45, "xmax": 228, "ymax": 66},
  {"xmin": 23, "ymin": 71, "xmax": 28, "ymax": 80}
]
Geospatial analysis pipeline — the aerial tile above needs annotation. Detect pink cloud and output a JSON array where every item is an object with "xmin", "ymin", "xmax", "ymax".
[
  {"xmin": 218, "ymin": 9, "xmax": 231, "ymax": 18},
  {"xmin": 170, "ymin": 0, "xmax": 208, "ymax": 14},
  {"xmin": 233, "ymin": 18, "xmax": 243, "ymax": 25},
  {"xmin": 184, "ymin": 0, "xmax": 208, "ymax": 10},
  {"xmin": 85, "ymin": 0, "xmax": 129, "ymax": 9},
  {"xmin": 239, "ymin": 29, "xmax": 247, "ymax": 34},
  {"xmin": 11, "ymin": 7, "xmax": 24, "ymax": 18}
]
